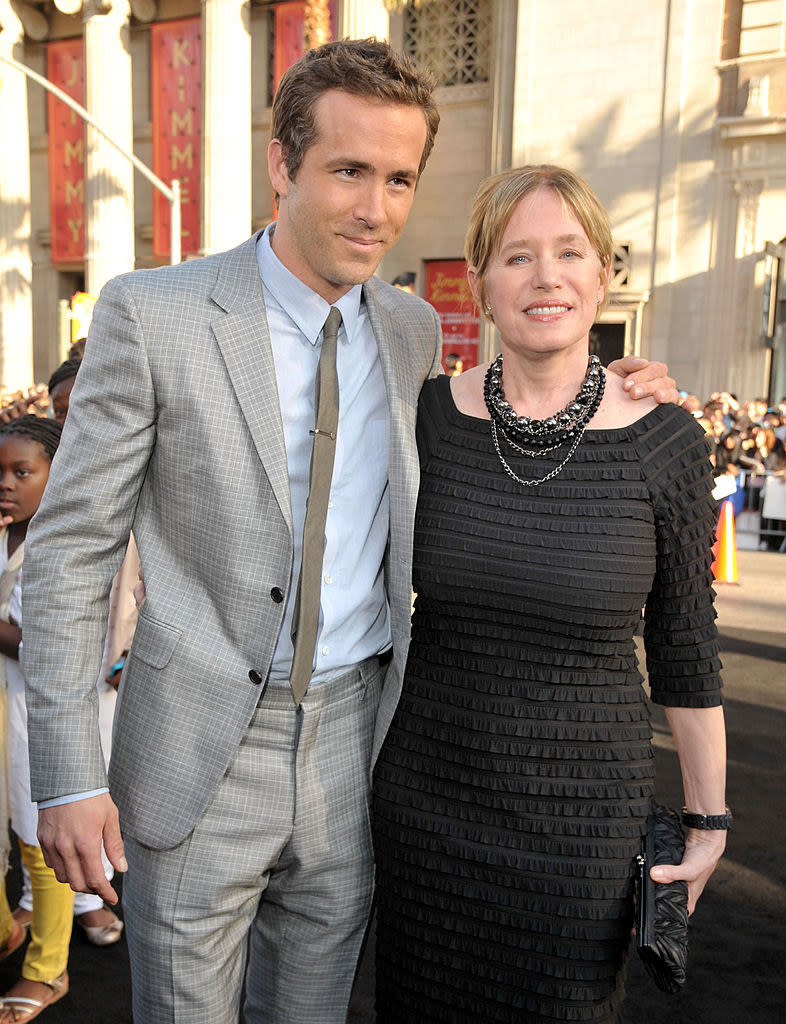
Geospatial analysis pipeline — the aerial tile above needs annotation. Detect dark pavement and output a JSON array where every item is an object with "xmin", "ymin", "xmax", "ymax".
[{"xmin": 3, "ymin": 550, "xmax": 784, "ymax": 1023}]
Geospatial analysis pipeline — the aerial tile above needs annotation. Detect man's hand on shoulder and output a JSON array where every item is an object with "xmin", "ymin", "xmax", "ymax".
[
  {"xmin": 38, "ymin": 792, "xmax": 127, "ymax": 905},
  {"xmin": 607, "ymin": 356, "xmax": 678, "ymax": 405}
]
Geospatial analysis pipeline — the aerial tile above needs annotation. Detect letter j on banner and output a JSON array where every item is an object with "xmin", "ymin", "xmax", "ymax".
[
  {"xmin": 151, "ymin": 18, "xmax": 202, "ymax": 258},
  {"xmin": 47, "ymin": 39, "xmax": 85, "ymax": 264}
]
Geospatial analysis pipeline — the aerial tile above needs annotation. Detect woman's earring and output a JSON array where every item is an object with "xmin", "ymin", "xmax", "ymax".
[{"xmin": 485, "ymin": 305, "xmax": 492, "ymax": 314}]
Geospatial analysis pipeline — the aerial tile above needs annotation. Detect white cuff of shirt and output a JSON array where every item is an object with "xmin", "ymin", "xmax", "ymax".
[{"xmin": 38, "ymin": 788, "xmax": 110, "ymax": 809}]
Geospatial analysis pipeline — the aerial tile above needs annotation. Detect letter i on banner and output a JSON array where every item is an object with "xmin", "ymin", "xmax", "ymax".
[
  {"xmin": 47, "ymin": 39, "xmax": 85, "ymax": 264},
  {"xmin": 151, "ymin": 18, "xmax": 202, "ymax": 258}
]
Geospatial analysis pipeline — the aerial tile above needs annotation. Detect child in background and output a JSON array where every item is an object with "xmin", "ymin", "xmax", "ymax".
[
  {"xmin": 11, "ymin": 357, "xmax": 124, "ymax": 951},
  {"xmin": 45, "ymin": 359, "xmax": 81, "ymax": 428},
  {"xmin": 0, "ymin": 417, "xmax": 71, "ymax": 1023}
]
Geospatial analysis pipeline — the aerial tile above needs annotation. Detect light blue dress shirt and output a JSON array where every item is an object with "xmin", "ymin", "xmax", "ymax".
[{"xmin": 257, "ymin": 225, "xmax": 392, "ymax": 685}]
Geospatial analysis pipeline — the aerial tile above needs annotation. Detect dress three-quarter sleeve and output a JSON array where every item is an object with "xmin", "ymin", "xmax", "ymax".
[{"xmin": 642, "ymin": 408, "xmax": 723, "ymax": 708}]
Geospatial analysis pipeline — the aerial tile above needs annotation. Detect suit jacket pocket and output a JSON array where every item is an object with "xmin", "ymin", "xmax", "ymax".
[{"xmin": 130, "ymin": 612, "xmax": 182, "ymax": 669}]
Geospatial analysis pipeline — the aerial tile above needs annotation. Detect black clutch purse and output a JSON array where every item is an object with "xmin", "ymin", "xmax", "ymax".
[{"xmin": 636, "ymin": 804, "xmax": 689, "ymax": 993}]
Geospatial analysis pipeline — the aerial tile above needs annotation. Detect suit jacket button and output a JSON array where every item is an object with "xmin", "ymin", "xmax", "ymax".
[
  {"xmin": 270, "ymin": 587, "xmax": 284, "ymax": 603},
  {"xmin": 248, "ymin": 669, "xmax": 264, "ymax": 685}
]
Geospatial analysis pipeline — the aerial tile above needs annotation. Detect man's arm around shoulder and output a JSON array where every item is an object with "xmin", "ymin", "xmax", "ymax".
[{"xmin": 607, "ymin": 356, "xmax": 678, "ymax": 403}]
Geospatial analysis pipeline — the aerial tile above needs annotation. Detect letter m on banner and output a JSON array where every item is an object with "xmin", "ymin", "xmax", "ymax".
[
  {"xmin": 47, "ymin": 39, "xmax": 85, "ymax": 264},
  {"xmin": 152, "ymin": 18, "xmax": 202, "ymax": 258}
]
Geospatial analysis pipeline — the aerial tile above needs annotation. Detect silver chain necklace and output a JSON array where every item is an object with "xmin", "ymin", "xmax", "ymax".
[{"xmin": 483, "ymin": 354, "xmax": 606, "ymax": 488}]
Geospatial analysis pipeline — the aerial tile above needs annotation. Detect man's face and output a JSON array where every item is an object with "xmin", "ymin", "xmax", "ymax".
[{"xmin": 268, "ymin": 90, "xmax": 428, "ymax": 303}]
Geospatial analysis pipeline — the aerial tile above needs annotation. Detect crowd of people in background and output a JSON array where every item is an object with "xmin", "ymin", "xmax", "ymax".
[
  {"xmin": 678, "ymin": 390, "xmax": 786, "ymax": 550},
  {"xmin": 680, "ymin": 391, "xmax": 786, "ymax": 475},
  {"xmin": 0, "ymin": 339, "xmax": 85, "ymax": 427}
]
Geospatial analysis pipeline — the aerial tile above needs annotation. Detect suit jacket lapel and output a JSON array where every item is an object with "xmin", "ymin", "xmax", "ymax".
[
  {"xmin": 364, "ymin": 278, "xmax": 418, "ymax": 523},
  {"xmin": 364, "ymin": 278, "xmax": 421, "ymax": 650},
  {"xmin": 211, "ymin": 234, "xmax": 292, "ymax": 533}
]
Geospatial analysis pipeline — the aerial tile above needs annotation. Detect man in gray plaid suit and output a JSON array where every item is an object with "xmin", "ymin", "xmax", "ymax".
[
  {"xmin": 22, "ymin": 38, "xmax": 672, "ymax": 1024},
  {"xmin": 22, "ymin": 39, "xmax": 442, "ymax": 1024}
]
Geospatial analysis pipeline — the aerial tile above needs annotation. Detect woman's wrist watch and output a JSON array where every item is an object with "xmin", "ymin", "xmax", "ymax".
[{"xmin": 681, "ymin": 806, "xmax": 733, "ymax": 830}]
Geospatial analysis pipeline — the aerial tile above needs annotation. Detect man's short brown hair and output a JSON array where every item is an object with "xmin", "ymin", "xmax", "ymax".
[{"xmin": 271, "ymin": 38, "xmax": 440, "ymax": 181}]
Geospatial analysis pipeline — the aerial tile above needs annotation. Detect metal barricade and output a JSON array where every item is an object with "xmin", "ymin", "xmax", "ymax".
[{"xmin": 734, "ymin": 469, "xmax": 786, "ymax": 552}]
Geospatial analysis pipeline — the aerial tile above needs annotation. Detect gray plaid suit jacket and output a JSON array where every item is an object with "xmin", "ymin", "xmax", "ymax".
[{"xmin": 22, "ymin": 233, "xmax": 442, "ymax": 850}]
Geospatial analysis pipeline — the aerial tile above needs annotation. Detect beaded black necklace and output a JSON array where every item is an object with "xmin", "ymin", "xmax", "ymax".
[{"xmin": 483, "ymin": 353, "xmax": 605, "ymax": 487}]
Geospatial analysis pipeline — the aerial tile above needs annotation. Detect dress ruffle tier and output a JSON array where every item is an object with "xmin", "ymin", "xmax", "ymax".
[{"xmin": 372, "ymin": 377, "xmax": 722, "ymax": 1024}]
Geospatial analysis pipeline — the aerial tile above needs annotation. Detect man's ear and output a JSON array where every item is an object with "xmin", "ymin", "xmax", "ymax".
[{"xmin": 268, "ymin": 139, "xmax": 290, "ymax": 199}]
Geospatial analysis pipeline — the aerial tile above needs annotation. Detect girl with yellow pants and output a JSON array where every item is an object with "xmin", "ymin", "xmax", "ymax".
[{"xmin": 0, "ymin": 418, "xmax": 73, "ymax": 1022}]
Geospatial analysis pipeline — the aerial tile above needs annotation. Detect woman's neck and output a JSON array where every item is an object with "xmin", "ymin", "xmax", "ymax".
[{"xmin": 499, "ymin": 346, "xmax": 592, "ymax": 420}]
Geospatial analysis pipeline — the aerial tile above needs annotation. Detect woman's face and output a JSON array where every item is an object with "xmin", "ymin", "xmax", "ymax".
[
  {"xmin": 0, "ymin": 436, "xmax": 51, "ymax": 526},
  {"xmin": 469, "ymin": 188, "xmax": 608, "ymax": 360},
  {"xmin": 753, "ymin": 428, "xmax": 773, "ymax": 451}
]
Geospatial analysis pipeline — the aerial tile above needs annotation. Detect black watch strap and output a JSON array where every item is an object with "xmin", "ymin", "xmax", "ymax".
[{"xmin": 681, "ymin": 806, "xmax": 733, "ymax": 830}]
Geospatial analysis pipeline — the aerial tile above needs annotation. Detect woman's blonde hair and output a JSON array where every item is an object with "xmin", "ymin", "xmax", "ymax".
[{"xmin": 464, "ymin": 165, "xmax": 614, "ymax": 318}]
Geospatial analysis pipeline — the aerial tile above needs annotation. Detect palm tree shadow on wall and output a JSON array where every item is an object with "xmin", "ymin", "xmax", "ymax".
[{"xmin": 0, "ymin": 199, "xmax": 33, "ymax": 306}]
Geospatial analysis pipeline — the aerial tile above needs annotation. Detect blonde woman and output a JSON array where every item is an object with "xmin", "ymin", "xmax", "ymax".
[{"xmin": 373, "ymin": 166, "xmax": 727, "ymax": 1023}]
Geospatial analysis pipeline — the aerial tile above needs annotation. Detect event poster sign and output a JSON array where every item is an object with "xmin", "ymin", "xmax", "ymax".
[
  {"xmin": 424, "ymin": 259, "xmax": 479, "ymax": 373},
  {"xmin": 151, "ymin": 18, "xmax": 202, "ymax": 258},
  {"xmin": 47, "ymin": 39, "xmax": 85, "ymax": 264}
]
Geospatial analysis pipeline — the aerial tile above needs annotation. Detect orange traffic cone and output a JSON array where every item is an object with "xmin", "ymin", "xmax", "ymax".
[{"xmin": 712, "ymin": 499, "xmax": 739, "ymax": 584}]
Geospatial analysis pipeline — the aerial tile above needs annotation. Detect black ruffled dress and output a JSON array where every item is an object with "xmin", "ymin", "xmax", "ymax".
[{"xmin": 372, "ymin": 377, "xmax": 723, "ymax": 1023}]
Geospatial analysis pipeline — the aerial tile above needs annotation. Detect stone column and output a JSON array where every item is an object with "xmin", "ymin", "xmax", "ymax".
[
  {"xmin": 201, "ymin": 0, "xmax": 251, "ymax": 255},
  {"xmin": 339, "ymin": 0, "xmax": 389, "ymax": 41},
  {"xmin": 477, "ymin": 0, "xmax": 519, "ymax": 365},
  {"xmin": 83, "ymin": 0, "xmax": 135, "ymax": 294},
  {"xmin": 488, "ymin": 0, "xmax": 517, "ymax": 176},
  {"xmin": 0, "ymin": 0, "xmax": 35, "ymax": 390}
]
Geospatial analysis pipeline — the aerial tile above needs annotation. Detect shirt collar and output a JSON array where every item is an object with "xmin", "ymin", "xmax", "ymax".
[{"xmin": 256, "ymin": 224, "xmax": 363, "ymax": 346}]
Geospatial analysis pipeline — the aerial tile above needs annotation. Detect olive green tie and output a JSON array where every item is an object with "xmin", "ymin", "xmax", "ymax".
[{"xmin": 289, "ymin": 307, "xmax": 342, "ymax": 706}]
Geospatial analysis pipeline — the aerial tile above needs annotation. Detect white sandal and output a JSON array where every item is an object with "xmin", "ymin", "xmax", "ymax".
[
  {"xmin": 76, "ymin": 907, "xmax": 124, "ymax": 946},
  {"xmin": 0, "ymin": 971, "xmax": 68, "ymax": 1022}
]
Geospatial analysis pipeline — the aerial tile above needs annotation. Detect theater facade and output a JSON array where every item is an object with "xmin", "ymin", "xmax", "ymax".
[{"xmin": 1, "ymin": 0, "xmax": 785, "ymax": 402}]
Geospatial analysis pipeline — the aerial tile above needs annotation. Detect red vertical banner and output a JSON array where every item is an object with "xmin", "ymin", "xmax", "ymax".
[
  {"xmin": 47, "ymin": 39, "xmax": 85, "ymax": 264},
  {"xmin": 424, "ymin": 260, "xmax": 480, "ymax": 374},
  {"xmin": 151, "ymin": 18, "xmax": 202, "ymax": 258},
  {"xmin": 271, "ymin": 2, "xmax": 335, "ymax": 219},
  {"xmin": 273, "ymin": 1, "xmax": 336, "ymax": 92},
  {"xmin": 274, "ymin": 2, "xmax": 307, "ymax": 91}
]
